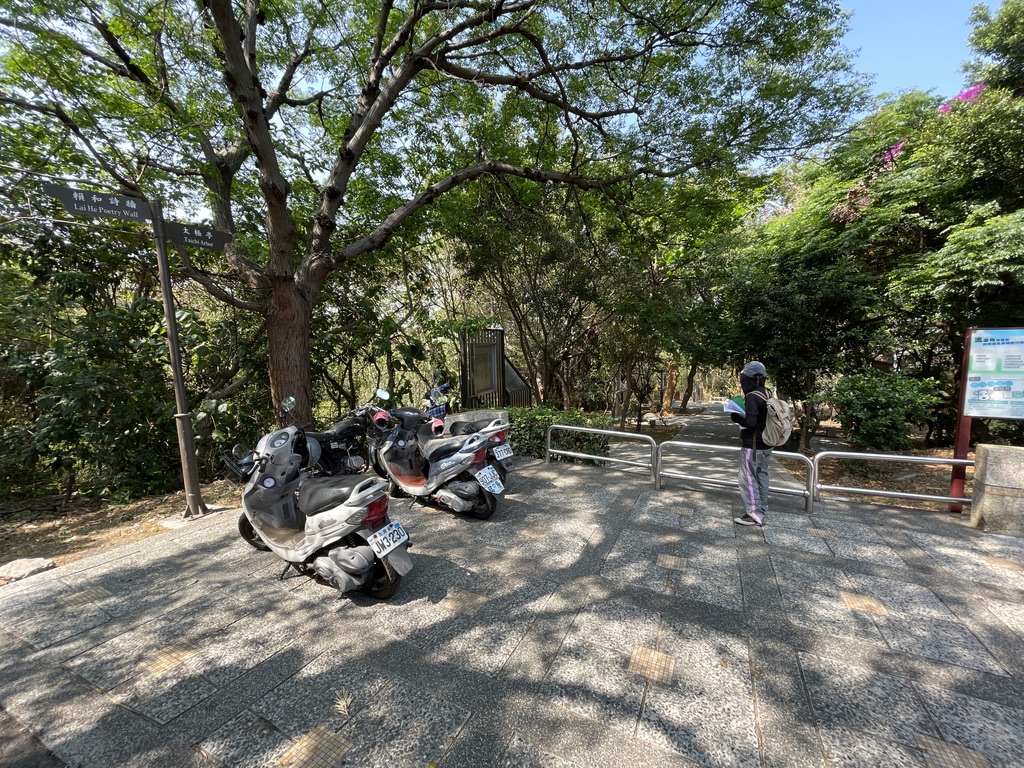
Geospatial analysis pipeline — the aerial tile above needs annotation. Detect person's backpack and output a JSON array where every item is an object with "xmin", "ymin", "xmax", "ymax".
[{"xmin": 752, "ymin": 389, "xmax": 793, "ymax": 447}]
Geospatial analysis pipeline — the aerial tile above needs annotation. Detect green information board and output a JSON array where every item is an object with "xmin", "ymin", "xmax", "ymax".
[{"xmin": 964, "ymin": 328, "xmax": 1024, "ymax": 420}]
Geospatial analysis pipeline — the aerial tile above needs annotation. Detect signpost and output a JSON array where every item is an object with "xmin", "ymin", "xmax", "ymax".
[
  {"xmin": 45, "ymin": 183, "xmax": 232, "ymax": 518},
  {"xmin": 43, "ymin": 184, "xmax": 152, "ymax": 221},
  {"xmin": 948, "ymin": 327, "xmax": 1024, "ymax": 512}
]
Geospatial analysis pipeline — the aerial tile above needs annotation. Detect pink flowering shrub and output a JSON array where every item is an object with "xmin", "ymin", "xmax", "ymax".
[{"xmin": 939, "ymin": 83, "xmax": 985, "ymax": 112}]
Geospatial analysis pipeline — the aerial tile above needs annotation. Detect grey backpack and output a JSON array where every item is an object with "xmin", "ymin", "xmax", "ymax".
[{"xmin": 752, "ymin": 389, "xmax": 793, "ymax": 447}]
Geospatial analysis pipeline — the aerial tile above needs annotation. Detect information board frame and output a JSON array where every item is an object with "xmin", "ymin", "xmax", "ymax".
[{"xmin": 963, "ymin": 327, "xmax": 1024, "ymax": 420}]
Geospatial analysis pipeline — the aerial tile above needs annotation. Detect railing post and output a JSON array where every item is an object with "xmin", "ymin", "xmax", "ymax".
[
  {"xmin": 655, "ymin": 445, "xmax": 662, "ymax": 490},
  {"xmin": 807, "ymin": 455, "xmax": 817, "ymax": 515}
]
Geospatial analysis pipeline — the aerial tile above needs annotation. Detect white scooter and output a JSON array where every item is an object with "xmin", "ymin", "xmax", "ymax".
[{"xmin": 229, "ymin": 397, "xmax": 412, "ymax": 599}]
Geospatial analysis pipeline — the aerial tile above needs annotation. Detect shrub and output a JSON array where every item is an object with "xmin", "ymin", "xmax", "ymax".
[
  {"xmin": 830, "ymin": 372, "xmax": 941, "ymax": 451},
  {"xmin": 507, "ymin": 406, "xmax": 613, "ymax": 461}
]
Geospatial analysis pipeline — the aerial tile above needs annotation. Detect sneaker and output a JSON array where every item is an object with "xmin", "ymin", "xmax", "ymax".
[{"xmin": 733, "ymin": 514, "xmax": 763, "ymax": 527}]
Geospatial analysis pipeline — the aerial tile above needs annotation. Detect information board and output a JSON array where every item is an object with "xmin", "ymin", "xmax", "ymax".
[{"xmin": 964, "ymin": 328, "xmax": 1024, "ymax": 419}]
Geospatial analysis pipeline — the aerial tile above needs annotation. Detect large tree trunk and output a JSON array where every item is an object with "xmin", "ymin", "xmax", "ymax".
[
  {"xmin": 799, "ymin": 401, "xmax": 816, "ymax": 453},
  {"xmin": 267, "ymin": 281, "xmax": 314, "ymax": 424},
  {"xmin": 618, "ymin": 378, "xmax": 633, "ymax": 429},
  {"xmin": 680, "ymin": 360, "xmax": 698, "ymax": 412},
  {"xmin": 660, "ymin": 362, "xmax": 679, "ymax": 414}
]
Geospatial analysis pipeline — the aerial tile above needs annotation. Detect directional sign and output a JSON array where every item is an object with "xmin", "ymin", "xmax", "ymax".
[
  {"xmin": 164, "ymin": 221, "xmax": 232, "ymax": 251},
  {"xmin": 44, "ymin": 183, "xmax": 152, "ymax": 221},
  {"xmin": 45, "ymin": 183, "xmax": 231, "ymax": 252},
  {"xmin": 41, "ymin": 183, "xmax": 215, "ymax": 516}
]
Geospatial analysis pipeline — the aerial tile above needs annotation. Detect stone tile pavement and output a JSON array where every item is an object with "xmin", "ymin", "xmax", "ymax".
[{"xmin": 1, "ymin": 411, "xmax": 1023, "ymax": 767}]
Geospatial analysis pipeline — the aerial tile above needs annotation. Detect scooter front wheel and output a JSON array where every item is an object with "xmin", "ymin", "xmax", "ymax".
[
  {"xmin": 237, "ymin": 512, "xmax": 271, "ymax": 551},
  {"xmin": 364, "ymin": 558, "xmax": 402, "ymax": 599}
]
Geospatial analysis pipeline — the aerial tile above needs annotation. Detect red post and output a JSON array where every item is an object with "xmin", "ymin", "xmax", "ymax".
[{"xmin": 948, "ymin": 328, "xmax": 974, "ymax": 513}]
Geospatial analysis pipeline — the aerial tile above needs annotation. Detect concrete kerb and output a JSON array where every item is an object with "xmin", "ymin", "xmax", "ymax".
[{"xmin": 1, "ymin": 413, "xmax": 1023, "ymax": 767}]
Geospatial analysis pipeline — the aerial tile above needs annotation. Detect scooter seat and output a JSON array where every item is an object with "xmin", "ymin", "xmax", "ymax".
[
  {"xmin": 298, "ymin": 474, "xmax": 369, "ymax": 515},
  {"xmin": 421, "ymin": 435, "xmax": 468, "ymax": 461},
  {"xmin": 450, "ymin": 419, "xmax": 492, "ymax": 436}
]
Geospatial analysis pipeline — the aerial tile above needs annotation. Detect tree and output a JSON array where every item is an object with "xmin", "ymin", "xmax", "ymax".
[
  {"xmin": 722, "ymin": 18, "xmax": 1024, "ymax": 450},
  {"xmin": 1, "ymin": 0, "xmax": 865, "ymax": 424},
  {"xmin": 967, "ymin": 0, "xmax": 1024, "ymax": 95}
]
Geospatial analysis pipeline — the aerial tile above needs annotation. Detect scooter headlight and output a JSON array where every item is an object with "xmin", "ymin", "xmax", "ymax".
[{"xmin": 261, "ymin": 477, "xmax": 276, "ymax": 488}]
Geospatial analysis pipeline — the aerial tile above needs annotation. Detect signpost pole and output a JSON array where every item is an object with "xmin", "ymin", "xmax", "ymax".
[
  {"xmin": 151, "ymin": 200, "xmax": 208, "ymax": 518},
  {"xmin": 43, "ymin": 184, "xmax": 222, "ymax": 518},
  {"xmin": 948, "ymin": 327, "xmax": 975, "ymax": 514}
]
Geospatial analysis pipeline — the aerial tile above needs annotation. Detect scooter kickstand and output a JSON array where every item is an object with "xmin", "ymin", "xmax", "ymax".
[{"xmin": 278, "ymin": 563, "xmax": 296, "ymax": 581}]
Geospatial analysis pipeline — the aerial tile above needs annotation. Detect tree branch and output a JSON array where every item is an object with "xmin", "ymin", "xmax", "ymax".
[{"xmin": 333, "ymin": 159, "xmax": 683, "ymax": 266}]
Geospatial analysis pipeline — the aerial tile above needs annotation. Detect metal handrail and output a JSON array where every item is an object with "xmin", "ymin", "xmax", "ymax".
[
  {"xmin": 656, "ymin": 441, "xmax": 814, "ymax": 512},
  {"xmin": 811, "ymin": 451, "xmax": 973, "ymax": 513},
  {"xmin": 543, "ymin": 423, "xmax": 974, "ymax": 516},
  {"xmin": 545, "ymin": 425, "xmax": 657, "ymax": 481}
]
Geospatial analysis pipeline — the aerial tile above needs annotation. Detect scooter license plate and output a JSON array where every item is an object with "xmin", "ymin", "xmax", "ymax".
[
  {"xmin": 475, "ymin": 465, "xmax": 505, "ymax": 494},
  {"xmin": 366, "ymin": 521, "xmax": 409, "ymax": 558},
  {"xmin": 493, "ymin": 444, "xmax": 513, "ymax": 461}
]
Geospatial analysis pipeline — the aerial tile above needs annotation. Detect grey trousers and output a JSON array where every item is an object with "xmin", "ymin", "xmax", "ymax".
[{"xmin": 738, "ymin": 447, "xmax": 772, "ymax": 524}]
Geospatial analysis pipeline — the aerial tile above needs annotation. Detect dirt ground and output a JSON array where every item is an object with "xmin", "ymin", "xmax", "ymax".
[
  {"xmin": 778, "ymin": 446, "xmax": 974, "ymax": 510},
  {"xmin": 0, "ymin": 480, "xmax": 243, "ymax": 585}
]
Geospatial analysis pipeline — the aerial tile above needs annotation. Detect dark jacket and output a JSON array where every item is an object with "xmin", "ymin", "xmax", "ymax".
[{"xmin": 730, "ymin": 374, "xmax": 771, "ymax": 450}]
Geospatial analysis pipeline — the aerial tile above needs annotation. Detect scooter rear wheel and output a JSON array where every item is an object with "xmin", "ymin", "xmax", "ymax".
[
  {"xmin": 365, "ymin": 559, "xmax": 402, "ymax": 599},
  {"xmin": 466, "ymin": 488, "xmax": 496, "ymax": 520},
  {"xmin": 237, "ymin": 512, "xmax": 271, "ymax": 551}
]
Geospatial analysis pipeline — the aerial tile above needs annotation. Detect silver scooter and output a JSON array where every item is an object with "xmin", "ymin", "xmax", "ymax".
[
  {"xmin": 369, "ymin": 404, "xmax": 508, "ymax": 520},
  {"xmin": 228, "ymin": 397, "xmax": 412, "ymax": 599}
]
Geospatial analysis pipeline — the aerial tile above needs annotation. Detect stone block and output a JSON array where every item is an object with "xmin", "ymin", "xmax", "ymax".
[
  {"xmin": 0, "ymin": 558, "xmax": 55, "ymax": 582},
  {"xmin": 970, "ymin": 444, "xmax": 1024, "ymax": 537}
]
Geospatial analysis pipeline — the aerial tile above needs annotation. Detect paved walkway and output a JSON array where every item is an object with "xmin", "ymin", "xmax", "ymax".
[{"xmin": 1, "ymin": 410, "xmax": 1023, "ymax": 767}]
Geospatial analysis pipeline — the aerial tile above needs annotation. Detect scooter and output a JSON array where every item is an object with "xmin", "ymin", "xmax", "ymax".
[
  {"xmin": 423, "ymin": 381, "xmax": 453, "ymax": 419},
  {"xmin": 448, "ymin": 416, "xmax": 515, "ymax": 482},
  {"xmin": 227, "ymin": 396, "xmax": 412, "ymax": 599},
  {"xmin": 304, "ymin": 394, "xmax": 389, "ymax": 476},
  {"xmin": 369, "ymin": 404, "xmax": 508, "ymax": 520}
]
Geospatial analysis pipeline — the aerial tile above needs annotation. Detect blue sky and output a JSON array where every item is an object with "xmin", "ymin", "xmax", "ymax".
[{"xmin": 840, "ymin": 1, "xmax": 996, "ymax": 99}]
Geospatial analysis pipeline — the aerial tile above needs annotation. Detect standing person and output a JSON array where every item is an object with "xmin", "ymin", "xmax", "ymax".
[{"xmin": 731, "ymin": 361, "xmax": 771, "ymax": 527}]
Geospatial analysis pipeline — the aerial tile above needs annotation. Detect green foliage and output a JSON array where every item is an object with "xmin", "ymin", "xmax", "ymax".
[
  {"xmin": 0, "ymin": 0, "xmax": 868, "ymax": 430},
  {"xmin": 0, "ymin": 299, "xmax": 180, "ymax": 499},
  {"xmin": 829, "ymin": 372, "xmax": 941, "ymax": 451},
  {"xmin": 987, "ymin": 419, "xmax": 1024, "ymax": 444},
  {"xmin": 0, "ymin": 209, "xmax": 271, "ymax": 499},
  {"xmin": 507, "ymin": 407, "xmax": 612, "ymax": 462},
  {"xmin": 967, "ymin": 0, "xmax": 1024, "ymax": 95}
]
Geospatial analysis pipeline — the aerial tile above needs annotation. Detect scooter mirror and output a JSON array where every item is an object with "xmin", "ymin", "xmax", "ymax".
[
  {"xmin": 376, "ymin": 388, "xmax": 390, "ymax": 401},
  {"xmin": 280, "ymin": 396, "xmax": 297, "ymax": 413},
  {"xmin": 231, "ymin": 444, "xmax": 250, "ymax": 460}
]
